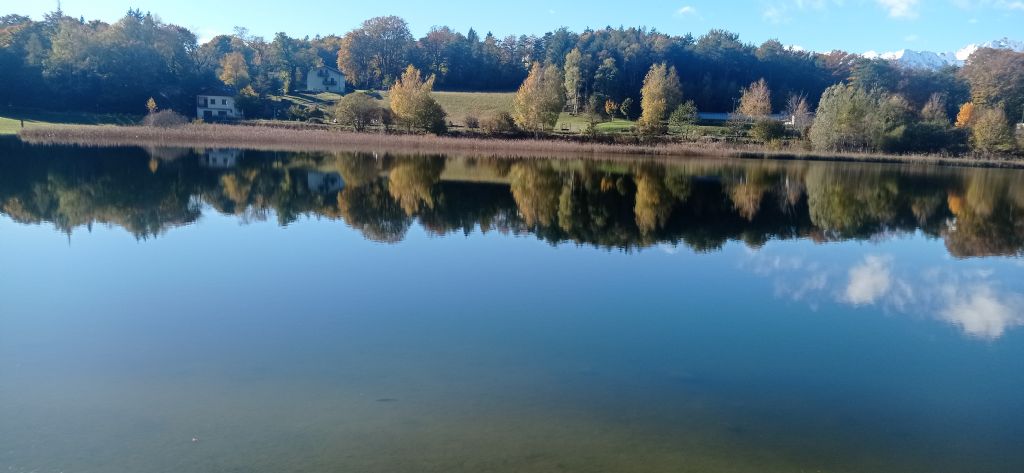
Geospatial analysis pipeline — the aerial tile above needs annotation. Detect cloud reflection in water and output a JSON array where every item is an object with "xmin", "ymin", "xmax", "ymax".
[{"xmin": 743, "ymin": 248, "xmax": 1024, "ymax": 341}]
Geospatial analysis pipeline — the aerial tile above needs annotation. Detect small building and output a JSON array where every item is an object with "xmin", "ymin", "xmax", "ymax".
[
  {"xmin": 197, "ymin": 94, "xmax": 240, "ymax": 121},
  {"xmin": 306, "ymin": 66, "xmax": 346, "ymax": 94}
]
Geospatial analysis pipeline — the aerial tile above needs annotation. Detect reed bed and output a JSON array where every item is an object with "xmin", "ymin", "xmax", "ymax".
[{"xmin": 17, "ymin": 124, "xmax": 1024, "ymax": 169}]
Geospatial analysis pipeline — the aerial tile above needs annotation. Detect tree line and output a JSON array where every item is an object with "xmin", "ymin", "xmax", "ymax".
[{"xmin": 3, "ymin": 9, "xmax": 1022, "ymax": 155}]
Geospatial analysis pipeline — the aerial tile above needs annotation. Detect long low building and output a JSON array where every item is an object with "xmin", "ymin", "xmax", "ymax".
[{"xmin": 698, "ymin": 112, "xmax": 793, "ymax": 123}]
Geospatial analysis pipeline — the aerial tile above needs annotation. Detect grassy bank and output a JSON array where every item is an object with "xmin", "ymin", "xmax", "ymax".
[
  {"xmin": 17, "ymin": 123, "xmax": 1024, "ymax": 168},
  {"xmin": 0, "ymin": 109, "xmax": 137, "ymax": 135}
]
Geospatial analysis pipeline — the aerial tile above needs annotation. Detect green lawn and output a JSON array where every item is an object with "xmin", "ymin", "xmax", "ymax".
[
  {"xmin": 0, "ymin": 109, "xmax": 137, "ymax": 135},
  {"xmin": 372, "ymin": 90, "xmax": 516, "ymax": 127},
  {"xmin": 554, "ymin": 114, "xmax": 636, "ymax": 134},
  {"xmin": 397, "ymin": 90, "xmax": 639, "ymax": 133},
  {"xmin": 432, "ymin": 91, "xmax": 515, "ymax": 125},
  {"xmin": 295, "ymin": 90, "xmax": 654, "ymax": 135}
]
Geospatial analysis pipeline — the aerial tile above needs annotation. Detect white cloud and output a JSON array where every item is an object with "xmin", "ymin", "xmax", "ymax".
[
  {"xmin": 843, "ymin": 255, "xmax": 893, "ymax": 305},
  {"xmin": 876, "ymin": 0, "xmax": 920, "ymax": 18},
  {"xmin": 760, "ymin": 0, "xmax": 839, "ymax": 23},
  {"xmin": 676, "ymin": 5, "xmax": 698, "ymax": 16},
  {"xmin": 952, "ymin": 0, "xmax": 1024, "ymax": 11},
  {"xmin": 763, "ymin": 5, "xmax": 789, "ymax": 23},
  {"xmin": 941, "ymin": 284, "xmax": 1024, "ymax": 340}
]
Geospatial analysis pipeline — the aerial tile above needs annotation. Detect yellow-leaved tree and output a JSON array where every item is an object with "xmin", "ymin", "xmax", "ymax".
[
  {"xmin": 737, "ymin": 78, "xmax": 772, "ymax": 119},
  {"xmin": 218, "ymin": 52, "xmax": 250, "ymax": 89},
  {"xmin": 955, "ymin": 102, "xmax": 975, "ymax": 128},
  {"xmin": 637, "ymin": 63, "xmax": 682, "ymax": 135},
  {"xmin": 389, "ymin": 65, "xmax": 447, "ymax": 135},
  {"xmin": 513, "ymin": 62, "xmax": 566, "ymax": 133}
]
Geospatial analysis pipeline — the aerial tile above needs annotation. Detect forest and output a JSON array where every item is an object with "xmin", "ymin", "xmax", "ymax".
[{"xmin": 2, "ymin": 9, "xmax": 1023, "ymax": 155}]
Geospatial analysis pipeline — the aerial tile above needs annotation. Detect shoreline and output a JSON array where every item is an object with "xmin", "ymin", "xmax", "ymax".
[{"xmin": 16, "ymin": 123, "xmax": 1024, "ymax": 169}]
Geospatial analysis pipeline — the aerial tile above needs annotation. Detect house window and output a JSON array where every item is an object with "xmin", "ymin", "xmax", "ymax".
[
  {"xmin": 222, "ymin": 99, "xmax": 227, "ymax": 105},
  {"xmin": 219, "ymin": 111, "xmax": 227, "ymax": 117}
]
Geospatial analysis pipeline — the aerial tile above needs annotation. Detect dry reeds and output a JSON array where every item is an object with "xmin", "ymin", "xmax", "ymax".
[{"xmin": 17, "ymin": 123, "xmax": 1024, "ymax": 168}]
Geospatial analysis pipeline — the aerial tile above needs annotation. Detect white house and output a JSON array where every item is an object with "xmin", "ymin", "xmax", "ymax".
[
  {"xmin": 306, "ymin": 66, "xmax": 346, "ymax": 94},
  {"xmin": 197, "ymin": 95, "xmax": 240, "ymax": 120},
  {"xmin": 198, "ymin": 149, "xmax": 241, "ymax": 169}
]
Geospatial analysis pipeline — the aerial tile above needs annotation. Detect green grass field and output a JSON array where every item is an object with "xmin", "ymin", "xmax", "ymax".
[
  {"xmin": 0, "ymin": 109, "xmax": 137, "ymax": 135},
  {"xmin": 431, "ymin": 92, "xmax": 638, "ymax": 133},
  {"xmin": 431, "ymin": 91, "xmax": 515, "ymax": 124},
  {"xmin": 403, "ymin": 91, "xmax": 641, "ymax": 133}
]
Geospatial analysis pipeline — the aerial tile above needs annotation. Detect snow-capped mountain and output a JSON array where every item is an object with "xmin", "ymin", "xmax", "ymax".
[{"xmin": 862, "ymin": 37, "xmax": 1024, "ymax": 70}]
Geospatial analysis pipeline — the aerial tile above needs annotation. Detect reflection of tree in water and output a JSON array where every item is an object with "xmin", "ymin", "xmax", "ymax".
[
  {"xmin": 805, "ymin": 166, "xmax": 901, "ymax": 236},
  {"xmin": 0, "ymin": 144, "xmax": 200, "ymax": 238},
  {"xmin": 634, "ymin": 165, "xmax": 674, "ymax": 234},
  {"xmin": 387, "ymin": 156, "xmax": 445, "ymax": 216},
  {"xmin": 726, "ymin": 167, "xmax": 776, "ymax": 222},
  {"xmin": 945, "ymin": 170, "xmax": 1024, "ymax": 258},
  {"xmin": 509, "ymin": 162, "xmax": 562, "ymax": 228},
  {"xmin": 337, "ymin": 181, "xmax": 411, "ymax": 243},
  {"xmin": 1, "ymin": 137, "xmax": 1022, "ymax": 257}
]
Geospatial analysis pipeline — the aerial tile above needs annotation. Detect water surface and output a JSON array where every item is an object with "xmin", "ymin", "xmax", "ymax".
[{"xmin": 1, "ymin": 138, "xmax": 1023, "ymax": 472}]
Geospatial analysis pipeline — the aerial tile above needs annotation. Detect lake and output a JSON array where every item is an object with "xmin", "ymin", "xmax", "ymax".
[{"xmin": 1, "ymin": 137, "xmax": 1023, "ymax": 473}]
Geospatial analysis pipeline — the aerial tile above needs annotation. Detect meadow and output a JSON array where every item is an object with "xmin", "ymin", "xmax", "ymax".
[{"xmin": 0, "ymin": 109, "xmax": 137, "ymax": 135}]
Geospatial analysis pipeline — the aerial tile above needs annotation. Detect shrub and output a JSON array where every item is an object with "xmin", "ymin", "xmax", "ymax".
[
  {"xmin": 377, "ymin": 107, "xmax": 394, "ymax": 131},
  {"xmin": 669, "ymin": 100, "xmax": 698, "ymax": 130},
  {"xmin": 287, "ymin": 105, "xmax": 309, "ymax": 121},
  {"xmin": 333, "ymin": 92, "xmax": 381, "ymax": 131},
  {"xmin": 481, "ymin": 112, "xmax": 518, "ymax": 134},
  {"xmin": 751, "ymin": 119, "xmax": 786, "ymax": 142},
  {"xmin": 142, "ymin": 110, "xmax": 188, "ymax": 128},
  {"xmin": 884, "ymin": 122, "xmax": 964, "ymax": 153},
  {"xmin": 464, "ymin": 115, "xmax": 480, "ymax": 129},
  {"xmin": 604, "ymin": 99, "xmax": 618, "ymax": 118},
  {"xmin": 287, "ymin": 104, "xmax": 323, "ymax": 121}
]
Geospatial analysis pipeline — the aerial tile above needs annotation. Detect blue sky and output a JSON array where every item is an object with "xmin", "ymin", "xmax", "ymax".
[{"xmin": 2, "ymin": 0, "xmax": 1022, "ymax": 53}]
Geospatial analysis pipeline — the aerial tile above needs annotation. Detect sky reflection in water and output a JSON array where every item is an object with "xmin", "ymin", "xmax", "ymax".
[{"xmin": 1, "ymin": 140, "xmax": 1023, "ymax": 472}]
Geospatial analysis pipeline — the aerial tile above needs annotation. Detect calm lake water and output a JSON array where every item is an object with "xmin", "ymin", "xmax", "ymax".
[{"xmin": 1, "ymin": 137, "xmax": 1023, "ymax": 472}]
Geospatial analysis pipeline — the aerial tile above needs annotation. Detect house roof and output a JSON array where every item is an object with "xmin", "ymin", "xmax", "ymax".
[
  {"xmin": 311, "ymin": 65, "xmax": 344, "ymax": 76},
  {"xmin": 197, "ymin": 86, "xmax": 237, "ymax": 97}
]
